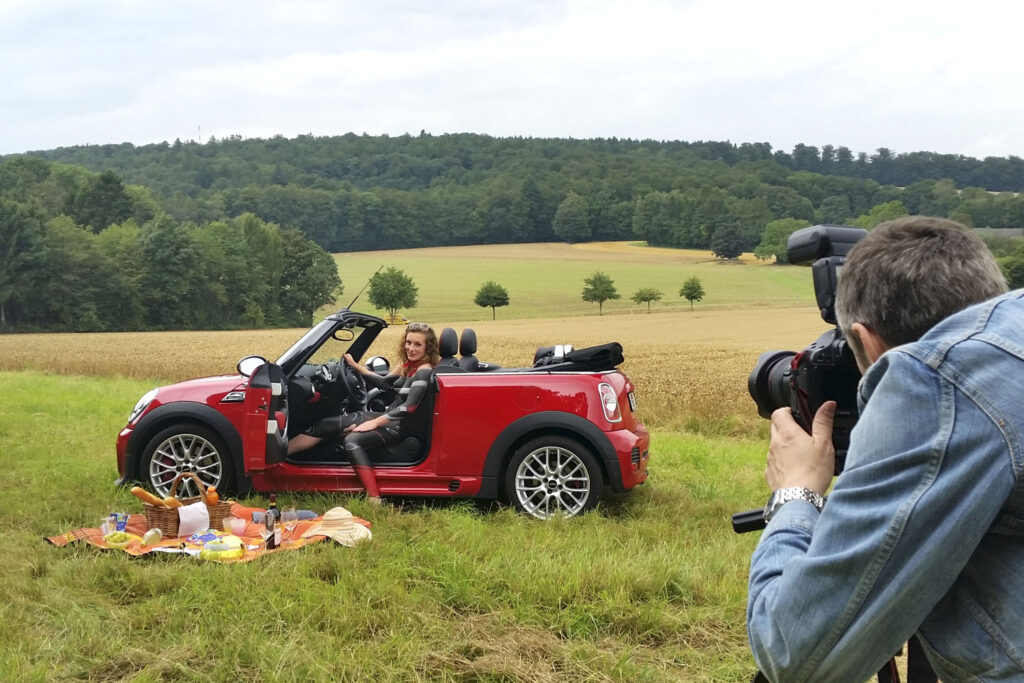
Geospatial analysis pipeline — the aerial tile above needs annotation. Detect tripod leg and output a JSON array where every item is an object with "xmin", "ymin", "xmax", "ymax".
[
  {"xmin": 876, "ymin": 657, "xmax": 899, "ymax": 683},
  {"xmin": 907, "ymin": 636, "xmax": 938, "ymax": 683}
]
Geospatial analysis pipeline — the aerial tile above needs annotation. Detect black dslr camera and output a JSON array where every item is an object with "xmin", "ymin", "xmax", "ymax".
[{"xmin": 733, "ymin": 225, "xmax": 867, "ymax": 533}]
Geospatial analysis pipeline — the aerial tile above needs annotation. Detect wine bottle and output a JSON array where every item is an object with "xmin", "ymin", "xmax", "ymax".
[{"xmin": 265, "ymin": 493, "xmax": 279, "ymax": 549}]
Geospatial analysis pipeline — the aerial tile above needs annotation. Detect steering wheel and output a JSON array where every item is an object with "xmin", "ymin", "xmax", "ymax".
[
  {"xmin": 337, "ymin": 362, "xmax": 368, "ymax": 410},
  {"xmin": 314, "ymin": 362, "xmax": 367, "ymax": 411}
]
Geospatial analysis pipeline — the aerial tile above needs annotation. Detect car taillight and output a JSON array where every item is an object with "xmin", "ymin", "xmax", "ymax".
[{"xmin": 598, "ymin": 383, "xmax": 621, "ymax": 423}]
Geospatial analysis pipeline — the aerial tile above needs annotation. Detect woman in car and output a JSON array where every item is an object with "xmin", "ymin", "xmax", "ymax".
[{"xmin": 287, "ymin": 322, "xmax": 440, "ymax": 504}]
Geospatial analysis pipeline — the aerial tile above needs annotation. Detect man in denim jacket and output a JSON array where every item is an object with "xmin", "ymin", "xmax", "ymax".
[{"xmin": 747, "ymin": 216, "xmax": 1023, "ymax": 681}]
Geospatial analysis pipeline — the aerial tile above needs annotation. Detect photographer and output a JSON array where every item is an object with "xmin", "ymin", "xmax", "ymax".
[{"xmin": 747, "ymin": 217, "xmax": 1023, "ymax": 681}]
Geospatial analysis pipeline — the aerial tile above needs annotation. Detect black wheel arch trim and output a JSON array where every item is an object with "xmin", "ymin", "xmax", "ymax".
[
  {"xmin": 122, "ymin": 402, "xmax": 249, "ymax": 493},
  {"xmin": 478, "ymin": 411, "xmax": 625, "ymax": 499}
]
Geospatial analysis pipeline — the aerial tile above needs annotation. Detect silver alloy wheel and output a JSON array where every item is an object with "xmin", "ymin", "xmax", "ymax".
[
  {"xmin": 148, "ymin": 432, "xmax": 223, "ymax": 497},
  {"xmin": 513, "ymin": 444, "xmax": 592, "ymax": 519}
]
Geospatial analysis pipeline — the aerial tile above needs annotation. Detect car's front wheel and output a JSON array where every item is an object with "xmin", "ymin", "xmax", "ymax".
[
  {"xmin": 505, "ymin": 436, "xmax": 603, "ymax": 519},
  {"xmin": 140, "ymin": 424, "xmax": 234, "ymax": 498}
]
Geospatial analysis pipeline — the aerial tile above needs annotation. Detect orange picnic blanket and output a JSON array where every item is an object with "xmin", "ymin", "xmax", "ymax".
[{"xmin": 45, "ymin": 502, "xmax": 371, "ymax": 563}]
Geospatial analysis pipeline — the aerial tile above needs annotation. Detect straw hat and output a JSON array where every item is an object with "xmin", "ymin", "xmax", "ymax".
[{"xmin": 302, "ymin": 507, "xmax": 372, "ymax": 546}]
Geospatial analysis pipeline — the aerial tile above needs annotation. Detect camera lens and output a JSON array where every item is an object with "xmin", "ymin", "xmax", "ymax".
[{"xmin": 747, "ymin": 351, "xmax": 795, "ymax": 419}]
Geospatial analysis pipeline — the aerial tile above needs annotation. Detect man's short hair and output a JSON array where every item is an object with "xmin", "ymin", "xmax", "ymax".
[{"xmin": 836, "ymin": 216, "xmax": 1008, "ymax": 350}]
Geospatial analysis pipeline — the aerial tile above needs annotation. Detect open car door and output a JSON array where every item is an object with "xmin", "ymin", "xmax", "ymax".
[{"xmin": 243, "ymin": 362, "xmax": 289, "ymax": 466}]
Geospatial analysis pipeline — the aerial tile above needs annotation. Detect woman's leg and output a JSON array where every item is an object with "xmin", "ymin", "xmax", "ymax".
[
  {"xmin": 286, "ymin": 433, "xmax": 322, "ymax": 455},
  {"xmin": 288, "ymin": 412, "xmax": 376, "ymax": 456},
  {"xmin": 343, "ymin": 423, "xmax": 402, "ymax": 503}
]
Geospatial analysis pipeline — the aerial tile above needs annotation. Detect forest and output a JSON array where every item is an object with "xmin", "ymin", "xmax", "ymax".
[
  {"xmin": 0, "ymin": 159, "xmax": 340, "ymax": 332},
  {"xmin": 2, "ymin": 133, "xmax": 1023, "ymax": 331}
]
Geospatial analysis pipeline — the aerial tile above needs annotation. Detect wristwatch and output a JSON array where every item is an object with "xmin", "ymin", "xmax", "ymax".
[{"xmin": 763, "ymin": 487, "xmax": 825, "ymax": 523}]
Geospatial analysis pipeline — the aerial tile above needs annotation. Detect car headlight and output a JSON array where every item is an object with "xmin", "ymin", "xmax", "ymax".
[{"xmin": 128, "ymin": 389, "xmax": 158, "ymax": 425}]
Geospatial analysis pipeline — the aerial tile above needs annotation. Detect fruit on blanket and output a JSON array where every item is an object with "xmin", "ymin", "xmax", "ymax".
[
  {"xmin": 130, "ymin": 486, "xmax": 167, "ymax": 507},
  {"xmin": 199, "ymin": 535, "xmax": 243, "ymax": 562},
  {"xmin": 103, "ymin": 530, "xmax": 140, "ymax": 548}
]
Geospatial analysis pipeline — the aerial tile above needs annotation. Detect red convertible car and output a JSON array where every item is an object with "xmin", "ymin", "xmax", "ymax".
[{"xmin": 115, "ymin": 310, "xmax": 650, "ymax": 519}]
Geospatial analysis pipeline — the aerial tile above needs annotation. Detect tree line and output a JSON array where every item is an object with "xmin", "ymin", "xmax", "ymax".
[
  {"xmin": 9, "ymin": 134, "xmax": 1024, "ymax": 260},
  {"xmin": 4, "ymin": 134, "xmax": 1024, "ymax": 332},
  {"xmin": 0, "ymin": 158, "xmax": 340, "ymax": 331}
]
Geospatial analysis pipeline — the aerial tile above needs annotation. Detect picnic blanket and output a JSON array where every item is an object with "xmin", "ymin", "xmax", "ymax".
[{"xmin": 45, "ymin": 502, "xmax": 372, "ymax": 563}]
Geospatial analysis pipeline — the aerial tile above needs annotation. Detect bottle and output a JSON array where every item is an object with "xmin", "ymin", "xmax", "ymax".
[{"xmin": 265, "ymin": 493, "xmax": 279, "ymax": 549}]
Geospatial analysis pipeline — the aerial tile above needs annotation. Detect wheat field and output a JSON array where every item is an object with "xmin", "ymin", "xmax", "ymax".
[{"xmin": 0, "ymin": 306, "xmax": 828, "ymax": 432}]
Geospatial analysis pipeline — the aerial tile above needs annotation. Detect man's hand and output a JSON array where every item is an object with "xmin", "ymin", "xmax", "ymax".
[{"xmin": 765, "ymin": 401, "xmax": 836, "ymax": 495}]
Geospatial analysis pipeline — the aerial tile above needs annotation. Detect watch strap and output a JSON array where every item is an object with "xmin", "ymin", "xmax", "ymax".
[{"xmin": 763, "ymin": 487, "xmax": 825, "ymax": 523}]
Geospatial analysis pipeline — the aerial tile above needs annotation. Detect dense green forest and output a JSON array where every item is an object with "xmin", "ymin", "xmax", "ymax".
[
  {"xmin": 2, "ymin": 133, "xmax": 1023, "ymax": 331},
  {"xmin": 9, "ymin": 134, "xmax": 1024, "ymax": 255},
  {"xmin": 0, "ymin": 158, "xmax": 340, "ymax": 331}
]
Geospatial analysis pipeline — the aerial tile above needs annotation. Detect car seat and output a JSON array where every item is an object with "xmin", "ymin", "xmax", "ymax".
[
  {"xmin": 458, "ymin": 328, "xmax": 480, "ymax": 371},
  {"xmin": 438, "ymin": 327, "xmax": 460, "ymax": 367}
]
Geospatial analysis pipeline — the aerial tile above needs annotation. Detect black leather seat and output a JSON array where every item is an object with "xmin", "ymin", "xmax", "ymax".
[
  {"xmin": 458, "ymin": 328, "xmax": 500, "ymax": 371},
  {"xmin": 438, "ymin": 327, "xmax": 460, "ymax": 367},
  {"xmin": 458, "ymin": 328, "xmax": 480, "ymax": 371}
]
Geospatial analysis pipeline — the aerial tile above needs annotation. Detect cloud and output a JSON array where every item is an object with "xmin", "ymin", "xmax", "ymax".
[{"xmin": 2, "ymin": 0, "xmax": 1023, "ymax": 158}]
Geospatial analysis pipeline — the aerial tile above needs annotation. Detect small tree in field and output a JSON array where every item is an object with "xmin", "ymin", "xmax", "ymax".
[
  {"xmin": 631, "ymin": 287, "xmax": 662, "ymax": 312},
  {"xmin": 474, "ymin": 281, "xmax": 510, "ymax": 320},
  {"xmin": 581, "ymin": 271, "xmax": 620, "ymax": 315},
  {"xmin": 680, "ymin": 276, "xmax": 705, "ymax": 310},
  {"xmin": 368, "ymin": 267, "xmax": 417, "ymax": 322}
]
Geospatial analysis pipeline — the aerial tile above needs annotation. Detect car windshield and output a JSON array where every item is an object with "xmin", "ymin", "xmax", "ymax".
[
  {"xmin": 275, "ymin": 312, "xmax": 385, "ymax": 376},
  {"xmin": 275, "ymin": 318, "xmax": 337, "ymax": 368}
]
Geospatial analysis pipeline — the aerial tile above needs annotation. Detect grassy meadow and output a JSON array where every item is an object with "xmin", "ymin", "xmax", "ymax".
[
  {"xmin": 0, "ymin": 243, "xmax": 835, "ymax": 681},
  {"xmin": 333, "ymin": 242, "xmax": 813, "ymax": 322}
]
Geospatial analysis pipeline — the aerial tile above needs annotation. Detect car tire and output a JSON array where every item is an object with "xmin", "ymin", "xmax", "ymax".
[
  {"xmin": 141, "ymin": 423, "xmax": 234, "ymax": 498},
  {"xmin": 504, "ymin": 436, "xmax": 603, "ymax": 519}
]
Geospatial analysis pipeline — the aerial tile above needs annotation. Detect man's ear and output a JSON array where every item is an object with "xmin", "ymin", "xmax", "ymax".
[{"xmin": 850, "ymin": 322, "xmax": 889, "ymax": 365}]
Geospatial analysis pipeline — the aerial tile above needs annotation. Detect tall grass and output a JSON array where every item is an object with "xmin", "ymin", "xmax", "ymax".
[{"xmin": 2, "ymin": 372, "xmax": 767, "ymax": 681}]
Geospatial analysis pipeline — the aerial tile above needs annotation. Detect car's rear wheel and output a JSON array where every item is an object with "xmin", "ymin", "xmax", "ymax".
[
  {"xmin": 141, "ymin": 424, "xmax": 234, "ymax": 498},
  {"xmin": 505, "ymin": 436, "xmax": 603, "ymax": 519}
]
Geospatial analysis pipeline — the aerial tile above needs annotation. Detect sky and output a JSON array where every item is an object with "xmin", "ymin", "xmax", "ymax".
[{"xmin": 2, "ymin": 0, "xmax": 1022, "ymax": 159}]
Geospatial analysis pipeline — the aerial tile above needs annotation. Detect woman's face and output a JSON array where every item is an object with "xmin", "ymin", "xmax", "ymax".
[{"xmin": 404, "ymin": 331, "xmax": 427, "ymax": 363}]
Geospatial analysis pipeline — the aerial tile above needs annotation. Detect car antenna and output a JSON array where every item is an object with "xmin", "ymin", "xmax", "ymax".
[{"xmin": 346, "ymin": 265, "xmax": 384, "ymax": 309}]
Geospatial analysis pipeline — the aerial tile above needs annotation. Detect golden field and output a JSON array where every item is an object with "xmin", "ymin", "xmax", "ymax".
[{"xmin": 0, "ymin": 306, "xmax": 828, "ymax": 431}]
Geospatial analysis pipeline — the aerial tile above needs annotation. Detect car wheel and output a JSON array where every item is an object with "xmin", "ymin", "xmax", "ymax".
[
  {"xmin": 505, "ymin": 436, "xmax": 603, "ymax": 519},
  {"xmin": 141, "ymin": 424, "xmax": 234, "ymax": 498}
]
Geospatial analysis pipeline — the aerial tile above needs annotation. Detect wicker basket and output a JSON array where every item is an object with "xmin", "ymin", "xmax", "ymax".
[{"xmin": 142, "ymin": 472, "xmax": 232, "ymax": 538}]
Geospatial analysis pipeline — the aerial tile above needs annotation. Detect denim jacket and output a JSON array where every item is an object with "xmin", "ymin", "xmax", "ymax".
[{"xmin": 747, "ymin": 289, "xmax": 1024, "ymax": 682}]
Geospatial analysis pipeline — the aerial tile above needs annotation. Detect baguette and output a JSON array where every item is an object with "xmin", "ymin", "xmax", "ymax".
[{"xmin": 130, "ymin": 486, "xmax": 167, "ymax": 507}]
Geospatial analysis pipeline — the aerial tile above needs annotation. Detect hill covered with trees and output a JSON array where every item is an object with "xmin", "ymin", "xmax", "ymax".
[
  {"xmin": 7, "ymin": 134, "xmax": 1024, "ymax": 256},
  {"xmin": 3, "ymin": 133, "xmax": 1023, "ymax": 331}
]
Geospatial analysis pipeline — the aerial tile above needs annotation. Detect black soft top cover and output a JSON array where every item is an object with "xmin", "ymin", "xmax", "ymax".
[{"xmin": 534, "ymin": 342, "xmax": 623, "ymax": 372}]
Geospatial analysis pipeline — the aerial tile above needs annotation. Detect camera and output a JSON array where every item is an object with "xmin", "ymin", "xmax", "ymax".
[{"xmin": 734, "ymin": 225, "xmax": 867, "ymax": 533}]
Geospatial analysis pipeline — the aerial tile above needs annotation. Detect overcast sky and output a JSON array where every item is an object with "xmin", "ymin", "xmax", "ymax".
[{"xmin": 2, "ymin": 0, "xmax": 1022, "ymax": 159}]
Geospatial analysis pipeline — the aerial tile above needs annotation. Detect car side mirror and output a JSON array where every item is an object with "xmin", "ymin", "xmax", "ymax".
[
  {"xmin": 365, "ymin": 356, "xmax": 390, "ymax": 375},
  {"xmin": 237, "ymin": 355, "xmax": 268, "ymax": 377}
]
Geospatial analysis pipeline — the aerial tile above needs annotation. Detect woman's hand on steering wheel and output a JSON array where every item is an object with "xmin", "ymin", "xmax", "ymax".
[
  {"xmin": 337, "ymin": 359, "xmax": 368, "ymax": 410},
  {"xmin": 343, "ymin": 353, "xmax": 365, "ymax": 374}
]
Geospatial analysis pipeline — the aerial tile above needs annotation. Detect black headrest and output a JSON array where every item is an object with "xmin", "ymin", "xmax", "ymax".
[
  {"xmin": 439, "ymin": 327, "xmax": 458, "ymax": 359},
  {"xmin": 459, "ymin": 328, "xmax": 477, "ymax": 356}
]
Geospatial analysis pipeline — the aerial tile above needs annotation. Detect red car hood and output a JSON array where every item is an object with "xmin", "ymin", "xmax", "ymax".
[{"xmin": 152, "ymin": 374, "xmax": 248, "ymax": 405}]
